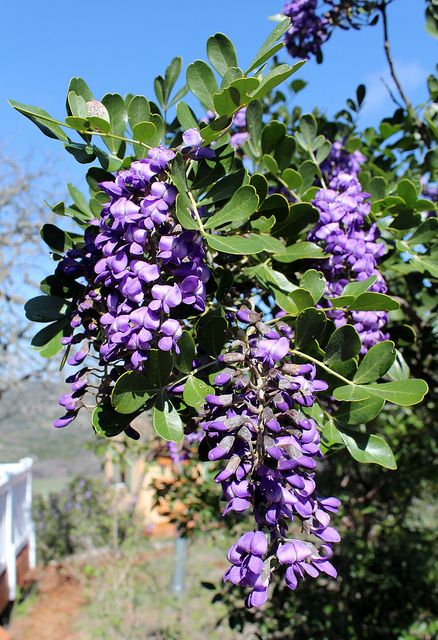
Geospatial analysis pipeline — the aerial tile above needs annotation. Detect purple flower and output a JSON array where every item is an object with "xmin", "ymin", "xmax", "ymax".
[
  {"xmin": 53, "ymin": 149, "xmax": 209, "ymax": 426},
  {"xmin": 199, "ymin": 308, "xmax": 340, "ymax": 607},
  {"xmin": 308, "ymin": 172, "xmax": 389, "ymax": 352},
  {"xmin": 182, "ymin": 128, "xmax": 215, "ymax": 160},
  {"xmin": 284, "ymin": 0, "xmax": 328, "ymax": 59},
  {"xmin": 182, "ymin": 128, "xmax": 203, "ymax": 147}
]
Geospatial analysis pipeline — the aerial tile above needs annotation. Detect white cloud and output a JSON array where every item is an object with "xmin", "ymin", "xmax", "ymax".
[{"xmin": 361, "ymin": 60, "xmax": 427, "ymax": 117}]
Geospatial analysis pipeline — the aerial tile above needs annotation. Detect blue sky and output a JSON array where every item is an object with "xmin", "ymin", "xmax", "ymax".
[{"xmin": 0, "ymin": 0, "xmax": 435, "ymax": 192}]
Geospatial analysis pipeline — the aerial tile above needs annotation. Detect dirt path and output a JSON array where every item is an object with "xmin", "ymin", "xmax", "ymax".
[{"xmin": 9, "ymin": 565, "xmax": 85, "ymax": 640}]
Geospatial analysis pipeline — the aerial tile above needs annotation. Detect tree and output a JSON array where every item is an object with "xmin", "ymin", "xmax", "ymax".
[
  {"xmin": 0, "ymin": 156, "xmax": 55, "ymax": 398},
  {"xmin": 10, "ymin": 0, "xmax": 436, "ymax": 620}
]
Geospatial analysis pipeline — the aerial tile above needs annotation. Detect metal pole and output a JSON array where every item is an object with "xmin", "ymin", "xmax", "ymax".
[{"xmin": 170, "ymin": 535, "xmax": 187, "ymax": 595}]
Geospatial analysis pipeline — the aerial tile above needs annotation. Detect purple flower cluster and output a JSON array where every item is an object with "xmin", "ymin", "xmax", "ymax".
[
  {"xmin": 199, "ymin": 308, "xmax": 340, "ymax": 607},
  {"xmin": 308, "ymin": 172, "xmax": 389, "ymax": 352},
  {"xmin": 284, "ymin": 0, "xmax": 329, "ymax": 59},
  {"xmin": 322, "ymin": 140, "xmax": 366, "ymax": 180},
  {"xmin": 54, "ymin": 146, "xmax": 209, "ymax": 428}
]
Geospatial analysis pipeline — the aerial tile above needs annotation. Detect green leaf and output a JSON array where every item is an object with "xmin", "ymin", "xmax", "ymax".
[
  {"xmin": 295, "ymin": 308, "xmax": 327, "ymax": 347},
  {"xmin": 300, "ymin": 269, "xmax": 326, "ymax": 303},
  {"xmin": 94, "ymin": 146, "xmax": 124, "ymax": 172},
  {"xmin": 31, "ymin": 319, "xmax": 67, "ymax": 358},
  {"xmin": 150, "ymin": 113, "xmax": 164, "ymax": 146},
  {"xmin": 342, "ymin": 276, "xmax": 377, "ymax": 297},
  {"xmin": 385, "ymin": 350, "xmax": 411, "ymax": 381},
  {"xmin": 316, "ymin": 141, "xmax": 331, "ymax": 164},
  {"xmin": 408, "ymin": 218, "xmax": 438, "ymax": 244},
  {"xmin": 282, "ymin": 168, "xmax": 303, "ymax": 191},
  {"xmin": 175, "ymin": 331, "xmax": 196, "ymax": 373},
  {"xmin": 183, "ymin": 375, "xmax": 214, "ymax": 411},
  {"xmin": 205, "ymin": 233, "xmax": 264, "ymax": 255},
  {"xmin": 169, "ymin": 84, "xmax": 189, "ymax": 108},
  {"xmin": 207, "ymin": 33, "xmax": 238, "ymax": 76},
  {"xmin": 262, "ymin": 154, "xmax": 279, "ymax": 175},
  {"xmin": 9, "ymin": 100, "xmax": 69, "ymax": 142},
  {"xmin": 200, "ymin": 115, "xmax": 232, "ymax": 144},
  {"xmin": 299, "ymin": 113, "xmax": 317, "ymax": 148},
  {"xmin": 111, "ymin": 371, "xmax": 153, "ymax": 414},
  {"xmin": 333, "ymin": 379, "xmax": 428, "ymax": 406},
  {"xmin": 258, "ymin": 235, "xmax": 285, "ymax": 253},
  {"xmin": 335, "ymin": 397, "xmax": 385, "ymax": 425},
  {"xmin": 201, "ymin": 169, "xmax": 248, "ymax": 205},
  {"xmin": 92, "ymin": 404, "xmax": 132, "ymax": 438},
  {"xmin": 101, "ymin": 94, "xmax": 127, "ymax": 154},
  {"xmin": 353, "ymin": 341, "xmax": 396, "ymax": 384},
  {"xmin": 87, "ymin": 115, "xmax": 111, "ymax": 134},
  {"xmin": 249, "ymin": 264, "xmax": 296, "ymax": 293},
  {"xmin": 128, "ymin": 95, "xmax": 151, "ymax": 128},
  {"xmin": 175, "ymin": 193, "xmax": 198, "ymax": 230},
  {"xmin": 261, "ymin": 121, "xmax": 286, "ymax": 154},
  {"xmin": 221, "ymin": 66, "xmax": 244, "ymax": 88},
  {"xmin": 154, "ymin": 76, "xmax": 165, "ymax": 108},
  {"xmin": 170, "ymin": 151, "xmax": 188, "ymax": 191},
  {"xmin": 176, "ymin": 102, "xmax": 199, "ymax": 131},
  {"xmin": 258, "ymin": 194, "xmax": 289, "ymax": 227},
  {"xmin": 143, "ymin": 349, "xmax": 174, "ymax": 387},
  {"xmin": 348, "ymin": 292, "xmax": 400, "ymax": 312},
  {"xmin": 25, "ymin": 296, "xmax": 67, "ymax": 323},
  {"xmin": 246, "ymin": 19, "xmax": 290, "ymax": 73},
  {"xmin": 356, "ymin": 83, "xmax": 366, "ymax": 106},
  {"xmin": 132, "ymin": 121, "xmax": 157, "ymax": 145},
  {"xmin": 324, "ymin": 325, "xmax": 361, "ymax": 366},
  {"xmin": 213, "ymin": 86, "xmax": 241, "ymax": 116},
  {"xmin": 153, "ymin": 397, "xmax": 184, "ymax": 443},
  {"xmin": 274, "ymin": 241, "xmax": 325, "ymax": 262},
  {"xmin": 299, "ymin": 160, "xmax": 318, "ymax": 191},
  {"xmin": 321, "ymin": 420, "xmax": 344, "ymax": 451},
  {"xmin": 65, "ymin": 143, "xmax": 96, "ymax": 164},
  {"xmin": 246, "ymin": 42, "xmax": 284, "ymax": 74},
  {"xmin": 186, "ymin": 60, "xmax": 218, "ymax": 111},
  {"xmin": 205, "ymin": 186, "xmax": 259, "ymax": 229},
  {"xmin": 245, "ymin": 100, "xmax": 263, "ymax": 157},
  {"xmin": 251, "ymin": 62, "xmax": 306, "ymax": 100},
  {"xmin": 274, "ymin": 289, "xmax": 314, "ymax": 316},
  {"xmin": 273, "ymin": 202, "xmax": 319, "ymax": 237},
  {"xmin": 165, "ymin": 56, "xmax": 183, "ymax": 100},
  {"xmin": 368, "ymin": 176, "xmax": 386, "ymax": 200},
  {"xmin": 249, "ymin": 174, "xmax": 268, "ymax": 204},
  {"xmin": 229, "ymin": 77, "xmax": 260, "ymax": 100},
  {"xmin": 397, "ymin": 179, "xmax": 418, "ymax": 206},
  {"xmin": 67, "ymin": 183, "xmax": 93, "ymax": 217},
  {"xmin": 274, "ymin": 135, "xmax": 296, "ymax": 170},
  {"xmin": 68, "ymin": 77, "xmax": 93, "ymax": 102},
  {"xmin": 339, "ymin": 428, "xmax": 397, "ymax": 469},
  {"xmin": 67, "ymin": 91, "xmax": 87, "ymax": 118}
]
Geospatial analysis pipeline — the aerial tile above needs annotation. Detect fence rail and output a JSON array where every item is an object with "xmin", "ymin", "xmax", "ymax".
[{"xmin": 0, "ymin": 458, "xmax": 35, "ymax": 602}]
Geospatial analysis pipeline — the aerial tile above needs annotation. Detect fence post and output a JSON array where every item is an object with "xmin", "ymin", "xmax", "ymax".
[
  {"xmin": 4, "ymin": 476, "xmax": 16, "ymax": 601},
  {"xmin": 24, "ymin": 460, "xmax": 36, "ymax": 569}
]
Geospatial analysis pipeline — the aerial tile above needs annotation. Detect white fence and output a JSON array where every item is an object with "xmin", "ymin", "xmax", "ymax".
[{"xmin": 0, "ymin": 458, "xmax": 35, "ymax": 600}]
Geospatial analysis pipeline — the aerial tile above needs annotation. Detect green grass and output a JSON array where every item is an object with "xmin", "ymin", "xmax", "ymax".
[{"xmin": 76, "ymin": 533, "xmax": 252, "ymax": 640}]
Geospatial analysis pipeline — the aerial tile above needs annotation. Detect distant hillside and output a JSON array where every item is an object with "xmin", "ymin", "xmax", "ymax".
[{"xmin": 0, "ymin": 379, "xmax": 101, "ymax": 493}]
